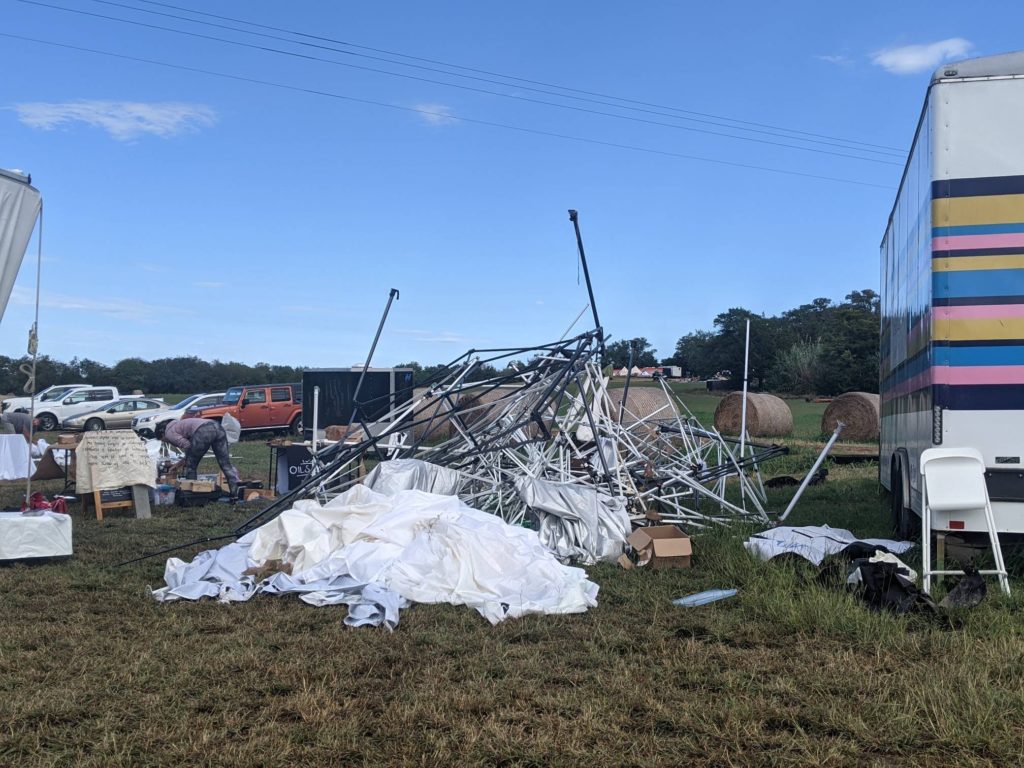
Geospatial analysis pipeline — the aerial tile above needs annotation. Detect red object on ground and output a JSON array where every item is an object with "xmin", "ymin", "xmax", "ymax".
[{"xmin": 21, "ymin": 491, "xmax": 53, "ymax": 511}]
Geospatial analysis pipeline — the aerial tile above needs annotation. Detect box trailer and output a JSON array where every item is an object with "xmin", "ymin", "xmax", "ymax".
[
  {"xmin": 880, "ymin": 51, "xmax": 1024, "ymax": 537},
  {"xmin": 302, "ymin": 368, "xmax": 414, "ymax": 440}
]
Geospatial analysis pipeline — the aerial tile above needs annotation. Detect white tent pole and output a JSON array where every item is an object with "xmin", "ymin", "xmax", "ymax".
[
  {"xmin": 739, "ymin": 319, "xmax": 750, "ymax": 461},
  {"xmin": 25, "ymin": 202, "xmax": 42, "ymax": 504}
]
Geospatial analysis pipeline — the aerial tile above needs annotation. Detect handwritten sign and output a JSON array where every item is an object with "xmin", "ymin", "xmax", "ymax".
[{"xmin": 75, "ymin": 430, "xmax": 156, "ymax": 492}]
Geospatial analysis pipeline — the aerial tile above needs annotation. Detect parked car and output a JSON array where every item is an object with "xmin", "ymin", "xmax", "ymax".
[
  {"xmin": 3, "ymin": 383, "xmax": 90, "ymax": 413},
  {"xmin": 33, "ymin": 387, "xmax": 122, "ymax": 432},
  {"xmin": 132, "ymin": 392, "xmax": 225, "ymax": 437},
  {"xmin": 188, "ymin": 383, "xmax": 303, "ymax": 435},
  {"xmin": 63, "ymin": 397, "xmax": 168, "ymax": 431}
]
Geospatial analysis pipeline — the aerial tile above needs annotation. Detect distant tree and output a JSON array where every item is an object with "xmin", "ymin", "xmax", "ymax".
[
  {"xmin": 605, "ymin": 337, "xmax": 657, "ymax": 368},
  {"xmin": 671, "ymin": 331, "xmax": 716, "ymax": 378},
  {"xmin": 707, "ymin": 308, "xmax": 777, "ymax": 386},
  {"xmin": 814, "ymin": 295, "xmax": 879, "ymax": 394},
  {"xmin": 769, "ymin": 340, "xmax": 823, "ymax": 395}
]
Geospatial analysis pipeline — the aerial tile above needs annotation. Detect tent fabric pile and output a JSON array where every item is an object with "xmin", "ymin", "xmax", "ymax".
[
  {"xmin": 744, "ymin": 525, "xmax": 913, "ymax": 566},
  {"xmin": 515, "ymin": 476, "xmax": 631, "ymax": 564},
  {"xmin": 152, "ymin": 484, "xmax": 599, "ymax": 628}
]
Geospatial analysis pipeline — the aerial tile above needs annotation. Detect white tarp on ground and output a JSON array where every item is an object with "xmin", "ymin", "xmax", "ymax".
[
  {"xmin": 515, "ymin": 476, "xmax": 630, "ymax": 564},
  {"xmin": 152, "ymin": 485, "xmax": 599, "ymax": 628},
  {"xmin": 0, "ymin": 169, "xmax": 41, "ymax": 321},
  {"xmin": 744, "ymin": 525, "xmax": 913, "ymax": 566},
  {"xmin": 0, "ymin": 511, "xmax": 72, "ymax": 560},
  {"xmin": 363, "ymin": 458, "xmax": 462, "ymax": 496}
]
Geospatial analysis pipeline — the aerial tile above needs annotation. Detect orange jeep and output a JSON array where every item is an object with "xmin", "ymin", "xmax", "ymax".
[{"xmin": 187, "ymin": 383, "xmax": 303, "ymax": 435}]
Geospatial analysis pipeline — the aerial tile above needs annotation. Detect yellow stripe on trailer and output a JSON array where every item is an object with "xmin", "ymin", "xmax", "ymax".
[
  {"xmin": 933, "ymin": 254, "xmax": 1024, "ymax": 272},
  {"xmin": 933, "ymin": 194, "xmax": 1024, "ymax": 226},
  {"xmin": 938, "ymin": 317, "xmax": 1024, "ymax": 341}
]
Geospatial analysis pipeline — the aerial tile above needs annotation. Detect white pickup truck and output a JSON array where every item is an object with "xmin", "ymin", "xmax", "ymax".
[
  {"xmin": 2, "ymin": 383, "xmax": 89, "ymax": 414},
  {"xmin": 33, "ymin": 386, "xmax": 122, "ymax": 431}
]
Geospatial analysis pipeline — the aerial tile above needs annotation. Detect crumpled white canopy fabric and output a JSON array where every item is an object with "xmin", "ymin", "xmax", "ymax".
[
  {"xmin": 744, "ymin": 525, "xmax": 913, "ymax": 566},
  {"xmin": 153, "ymin": 485, "xmax": 599, "ymax": 628},
  {"xmin": 363, "ymin": 458, "xmax": 462, "ymax": 497},
  {"xmin": 515, "ymin": 476, "xmax": 630, "ymax": 564}
]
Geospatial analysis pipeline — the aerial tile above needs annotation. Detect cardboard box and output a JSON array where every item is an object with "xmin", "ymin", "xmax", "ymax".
[
  {"xmin": 244, "ymin": 488, "xmax": 276, "ymax": 502},
  {"xmin": 626, "ymin": 525, "xmax": 692, "ymax": 570},
  {"xmin": 191, "ymin": 481, "xmax": 216, "ymax": 493},
  {"xmin": 57, "ymin": 433, "xmax": 78, "ymax": 446}
]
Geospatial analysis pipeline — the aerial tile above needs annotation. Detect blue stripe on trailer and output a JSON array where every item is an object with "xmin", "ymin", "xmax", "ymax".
[
  {"xmin": 933, "ymin": 269, "xmax": 1024, "ymax": 299},
  {"xmin": 934, "ymin": 222, "xmax": 1024, "ymax": 237},
  {"xmin": 933, "ymin": 344, "xmax": 1024, "ymax": 366}
]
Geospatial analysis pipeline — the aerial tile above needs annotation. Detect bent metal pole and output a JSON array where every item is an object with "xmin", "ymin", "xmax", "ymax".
[
  {"xmin": 350, "ymin": 288, "xmax": 399, "ymax": 428},
  {"xmin": 778, "ymin": 422, "xmax": 845, "ymax": 523},
  {"xmin": 568, "ymin": 210, "xmax": 605, "ymax": 365}
]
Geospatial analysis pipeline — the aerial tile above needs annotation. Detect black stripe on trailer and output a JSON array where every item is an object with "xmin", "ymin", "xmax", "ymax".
[
  {"xmin": 938, "ymin": 383, "xmax": 1024, "ymax": 410},
  {"xmin": 932, "ymin": 175, "xmax": 1024, "ymax": 198}
]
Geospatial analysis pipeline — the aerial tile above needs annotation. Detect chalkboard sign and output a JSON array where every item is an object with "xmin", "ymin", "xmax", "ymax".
[{"xmin": 99, "ymin": 487, "xmax": 133, "ymax": 503}]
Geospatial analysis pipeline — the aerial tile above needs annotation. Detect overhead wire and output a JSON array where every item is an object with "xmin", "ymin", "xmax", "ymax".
[
  {"xmin": 88, "ymin": 0, "xmax": 905, "ymax": 157},
  {"xmin": 14, "ymin": 0, "xmax": 902, "ymax": 166},
  {"xmin": 125, "ymin": 0, "xmax": 905, "ymax": 155},
  {"xmin": 0, "ymin": 31, "xmax": 895, "ymax": 190}
]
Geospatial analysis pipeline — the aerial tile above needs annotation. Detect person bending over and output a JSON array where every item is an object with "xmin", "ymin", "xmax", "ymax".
[
  {"xmin": 161, "ymin": 418, "xmax": 240, "ymax": 496},
  {"xmin": 1, "ymin": 411, "xmax": 37, "ymax": 442}
]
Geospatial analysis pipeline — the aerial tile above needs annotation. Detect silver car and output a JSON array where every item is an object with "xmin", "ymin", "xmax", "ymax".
[
  {"xmin": 63, "ymin": 398, "xmax": 169, "ymax": 431},
  {"xmin": 132, "ymin": 393, "xmax": 225, "ymax": 437}
]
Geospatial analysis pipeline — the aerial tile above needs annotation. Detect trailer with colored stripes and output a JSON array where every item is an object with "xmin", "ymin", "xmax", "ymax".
[{"xmin": 881, "ymin": 51, "xmax": 1024, "ymax": 537}]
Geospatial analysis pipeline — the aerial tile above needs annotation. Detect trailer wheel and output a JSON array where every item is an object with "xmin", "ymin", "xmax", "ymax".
[{"xmin": 890, "ymin": 461, "xmax": 920, "ymax": 540}]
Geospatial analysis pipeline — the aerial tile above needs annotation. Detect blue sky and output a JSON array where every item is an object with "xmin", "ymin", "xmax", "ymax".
[{"xmin": 1, "ymin": 1, "xmax": 1022, "ymax": 368}]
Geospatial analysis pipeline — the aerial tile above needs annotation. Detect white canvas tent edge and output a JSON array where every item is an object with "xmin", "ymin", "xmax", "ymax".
[{"xmin": 0, "ymin": 168, "xmax": 42, "ymax": 323}]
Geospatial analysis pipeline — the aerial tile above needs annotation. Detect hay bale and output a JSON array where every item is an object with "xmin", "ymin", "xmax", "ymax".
[
  {"xmin": 607, "ymin": 387, "xmax": 677, "ymax": 426},
  {"xmin": 713, "ymin": 392, "xmax": 793, "ymax": 437},
  {"xmin": 821, "ymin": 391, "xmax": 879, "ymax": 441},
  {"xmin": 409, "ymin": 387, "xmax": 462, "ymax": 441}
]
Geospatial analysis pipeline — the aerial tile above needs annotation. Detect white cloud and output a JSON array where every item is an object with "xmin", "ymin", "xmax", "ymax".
[
  {"xmin": 396, "ymin": 328, "xmax": 472, "ymax": 344},
  {"xmin": 872, "ymin": 38, "xmax": 972, "ymax": 75},
  {"xmin": 816, "ymin": 54, "xmax": 850, "ymax": 66},
  {"xmin": 13, "ymin": 100, "xmax": 217, "ymax": 140},
  {"xmin": 193, "ymin": 281, "xmax": 224, "ymax": 289},
  {"xmin": 413, "ymin": 103, "xmax": 458, "ymax": 127},
  {"xmin": 10, "ymin": 286, "xmax": 184, "ymax": 322}
]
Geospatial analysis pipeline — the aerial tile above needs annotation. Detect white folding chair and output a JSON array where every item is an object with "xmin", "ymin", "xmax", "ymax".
[{"xmin": 920, "ymin": 447, "xmax": 1010, "ymax": 596}]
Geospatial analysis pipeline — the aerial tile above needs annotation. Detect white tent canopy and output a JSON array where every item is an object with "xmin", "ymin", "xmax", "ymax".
[{"xmin": 0, "ymin": 168, "xmax": 41, "ymax": 323}]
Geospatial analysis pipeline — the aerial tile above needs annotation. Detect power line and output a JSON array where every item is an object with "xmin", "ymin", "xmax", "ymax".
[
  {"xmin": 126, "ymin": 0, "xmax": 905, "ymax": 155},
  {"xmin": 87, "ymin": 0, "xmax": 905, "ymax": 158},
  {"xmin": 1, "ymin": 31, "xmax": 896, "ymax": 190},
  {"xmin": 14, "ymin": 0, "xmax": 902, "ymax": 166}
]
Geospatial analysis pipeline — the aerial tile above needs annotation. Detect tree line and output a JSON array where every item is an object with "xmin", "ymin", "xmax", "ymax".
[
  {"xmin": 0, "ymin": 289, "xmax": 878, "ymax": 397},
  {"xmin": 608, "ymin": 289, "xmax": 880, "ymax": 395},
  {"xmin": 0, "ymin": 356, "xmax": 306, "ymax": 396}
]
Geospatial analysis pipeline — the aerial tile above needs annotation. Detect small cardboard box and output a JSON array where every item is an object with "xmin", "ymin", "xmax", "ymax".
[
  {"xmin": 191, "ymin": 480, "xmax": 216, "ymax": 493},
  {"xmin": 626, "ymin": 525, "xmax": 692, "ymax": 570},
  {"xmin": 57, "ymin": 433, "xmax": 78, "ymax": 446},
  {"xmin": 244, "ymin": 488, "xmax": 276, "ymax": 502}
]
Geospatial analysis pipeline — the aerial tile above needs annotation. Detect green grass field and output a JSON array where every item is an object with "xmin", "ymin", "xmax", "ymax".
[{"xmin": 3, "ymin": 393, "xmax": 1024, "ymax": 766}]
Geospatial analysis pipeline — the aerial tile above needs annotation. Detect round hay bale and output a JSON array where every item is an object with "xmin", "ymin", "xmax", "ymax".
[
  {"xmin": 409, "ymin": 386, "xmax": 462, "ymax": 441},
  {"xmin": 607, "ymin": 387, "xmax": 677, "ymax": 426},
  {"xmin": 821, "ymin": 391, "xmax": 879, "ymax": 441},
  {"xmin": 713, "ymin": 392, "xmax": 793, "ymax": 437}
]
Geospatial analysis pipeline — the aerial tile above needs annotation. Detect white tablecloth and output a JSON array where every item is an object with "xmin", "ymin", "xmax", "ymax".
[
  {"xmin": 0, "ymin": 511, "xmax": 72, "ymax": 560},
  {"xmin": 0, "ymin": 434, "xmax": 33, "ymax": 480}
]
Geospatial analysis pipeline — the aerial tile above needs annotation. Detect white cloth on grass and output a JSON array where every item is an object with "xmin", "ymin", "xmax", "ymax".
[
  {"xmin": 744, "ymin": 525, "xmax": 913, "ymax": 566},
  {"xmin": 153, "ymin": 485, "xmax": 599, "ymax": 628}
]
